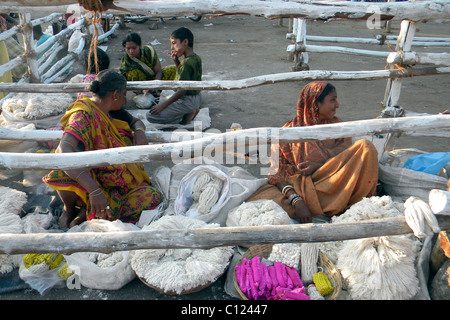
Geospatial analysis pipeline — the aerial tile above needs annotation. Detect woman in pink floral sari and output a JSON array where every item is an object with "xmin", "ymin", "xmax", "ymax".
[{"xmin": 43, "ymin": 70, "xmax": 161, "ymax": 229}]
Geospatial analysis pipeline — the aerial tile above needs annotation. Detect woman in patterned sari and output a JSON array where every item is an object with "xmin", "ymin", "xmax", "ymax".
[
  {"xmin": 43, "ymin": 70, "xmax": 162, "ymax": 229},
  {"xmin": 120, "ymin": 32, "xmax": 176, "ymax": 96},
  {"xmin": 247, "ymin": 81, "xmax": 379, "ymax": 223}
]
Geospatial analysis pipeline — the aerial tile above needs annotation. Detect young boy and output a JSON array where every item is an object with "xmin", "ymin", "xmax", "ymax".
[{"xmin": 147, "ymin": 27, "xmax": 202, "ymax": 125}]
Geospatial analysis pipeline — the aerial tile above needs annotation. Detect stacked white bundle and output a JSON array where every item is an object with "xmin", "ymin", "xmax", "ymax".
[
  {"xmin": 0, "ymin": 186, "xmax": 27, "ymax": 234},
  {"xmin": 320, "ymin": 195, "xmax": 422, "ymax": 300},
  {"xmin": 267, "ymin": 243, "xmax": 301, "ymax": 269},
  {"xmin": 2, "ymin": 92, "xmax": 74, "ymax": 120},
  {"xmin": 131, "ymin": 215, "xmax": 234, "ymax": 294},
  {"xmin": 0, "ymin": 186, "xmax": 27, "ymax": 273},
  {"xmin": 226, "ymin": 199, "xmax": 291, "ymax": 227}
]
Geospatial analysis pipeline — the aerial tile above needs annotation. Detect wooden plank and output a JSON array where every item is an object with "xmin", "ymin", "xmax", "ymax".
[
  {"xmin": 1, "ymin": 66, "xmax": 450, "ymax": 93},
  {"xmin": 0, "ymin": 115, "xmax": 448, "ymax": 170},
  {"xmin": 1, "ymin": 1, "xmax": 449, "ymax": 22},
  {"xmin": 1, "ymin": 215, "xmax": 449, "ymax": 254}
]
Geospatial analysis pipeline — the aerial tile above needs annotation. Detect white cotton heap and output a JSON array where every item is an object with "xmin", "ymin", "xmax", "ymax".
[
  {"xmin": 404, "ymin": 196, "xmax": 441, "ymax": 238},
  {"xmin": 267, "ymin": 243, "xmax": 301, "ymax": 269},
  {"xmin": 226, "ymin": 199, "xmax": 291, "ymax": 227},
  {"xmin": 2, "ymin": 92, "xmax": 75, "ymax": 120},
  {"xmin": 88, "ymin": 252, "xmax": 125, "ymax": 269},
  {"xmin": 131, "ymin": 215, "xmax": 234, "ymax": 294},
  {"xmin": 300, "ymin": 243, "xmax": 319, "ymax": 284},
  {"xmin": 0, "ymin": 254, "xmax": 22, "ymax": 274},
  {"xmin": 337, "ymin": 236, "xmax": 420, "ymax": 300},
  {"xmin": 0, "ymin": 186, "xmax": 27, "ymax": 234},
  {"xmin": 319, "ymin": 195, "xmax": 405, "ymax": 263},
  {"xmin": 316, "ymin": 195, "xmax": 422, "ymax": 299}
]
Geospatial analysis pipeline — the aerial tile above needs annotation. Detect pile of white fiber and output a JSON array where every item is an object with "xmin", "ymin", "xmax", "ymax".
[
  {"xmin": 267, "ymin": 243, "xmax": 301, "ymax": 269},
  {"xmin": 0, "ymin": 186, "xmax": 27, "ymax": 274},
  {"xmin": 131, "ymin": 215, "xmax": 234, "ymax": 294},
  {"xmin": 322, "ymin": 196, "xmax": 422, "ymax": 300},
  {"xmin": 337, "ymin": 236, "xmax": 420, "ymax": 300},
  {"xmin": 226, "ymin": 199, "xmax": 291, "ymax": 227},
  {"xmin": 0, "ymin": 186, "xmax": 27, "ymax": 234},
  {"xmin": 2, "ymin": 92, "xmax": 74, "ymax": 120}
]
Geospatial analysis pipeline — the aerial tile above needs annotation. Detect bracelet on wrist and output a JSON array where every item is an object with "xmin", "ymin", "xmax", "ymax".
[
  {"xmin": 291, "ymin": 196, "xmax": 303, "ymax": 207},
  {"xmin": 289, "ymin": 193, "xmax": 301, "ymax": 205},
  {"xmin": 282, "ymin": 184, "xmax": 294, "ymax": 197},
  {"xmin": 89, "ymin": 188, "xmax": 103, "ymax": 197}
]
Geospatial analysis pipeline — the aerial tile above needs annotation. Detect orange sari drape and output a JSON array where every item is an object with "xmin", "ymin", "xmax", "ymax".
[{"xmin": 247, "ymin": 81, "xmax": 378, "ymax": 218}]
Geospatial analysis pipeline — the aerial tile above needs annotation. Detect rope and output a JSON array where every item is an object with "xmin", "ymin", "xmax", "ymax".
[{"xmin": 78, "ymin": 1, "xmax": 106, "ymax": 74}]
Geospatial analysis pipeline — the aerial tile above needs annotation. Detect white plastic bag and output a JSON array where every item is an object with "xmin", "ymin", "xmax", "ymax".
[
  {"xmin": 169, "ymin": 163, "xmax": 267, "ymax": 226},
  {"xmin": 63, "ymin": 220, "xmax": 138, "ymax": 290},
  {"xmin": 174, "ymin": 165, "xmax": 232, "ymax": 223},
  {"xmin": 379, "ymin": 149, "xmax": 448, "ymax": 201}
]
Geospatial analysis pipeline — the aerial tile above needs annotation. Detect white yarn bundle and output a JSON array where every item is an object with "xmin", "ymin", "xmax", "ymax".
[
  {"xmin": 267, "ymin": 243, "xmax": 301, "ymax": 269},
  {"xmin": 316, "ymin": 195, "xmax": 422, "ymax": 299},
  {"xmin": 226, "ymin": 199, "xmax": 291, "ymax": 227},
  {"xmin": 404, "ymin": 196, "xmax": 441, "ymax": 238},
  {"xmin": 131, "ymin": 215, "xmax": 234, "ymax": 294},
  {"xmin": 299, "ymin": 243, "xmax": 319, "ymax": 284},
  {"xmin": 2, "ymin": 92, "xmax": 74, "ymax": 120},
  {"xmin": 337, "ymin": 236, "xmax": 420, "ymax": 300},
  {"xmin": 0, "ymin": 186, "xmax": 27, "ymax": 234}
]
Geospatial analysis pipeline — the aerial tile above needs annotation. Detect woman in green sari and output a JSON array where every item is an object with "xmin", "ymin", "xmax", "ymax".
[{"xmin": 120, "ymin": 33, "xmax": 176, "ymax": 92}]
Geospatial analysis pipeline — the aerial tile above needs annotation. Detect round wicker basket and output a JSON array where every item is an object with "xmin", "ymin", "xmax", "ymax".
[{"xmin": 233, "ymin": 244, "xmax": 342, "ymax": 300}]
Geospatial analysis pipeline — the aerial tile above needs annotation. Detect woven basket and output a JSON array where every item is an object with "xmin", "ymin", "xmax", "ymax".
[{"xmin": 233, "ymin": 244, "xmax": 342, "ymax": 300}]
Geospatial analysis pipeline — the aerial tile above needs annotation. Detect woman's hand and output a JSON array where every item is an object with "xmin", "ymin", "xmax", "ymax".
[
  {"xmin": 297, "ymin": 160, "xmax": 322, "ymax": 176},
  {"xmin": 133, "ymin": 130, "xmax": 148, "ymax": 145},
  {"xmin": 149, "ymin": 103, "xmax": 166, "ymax": 115},
  {"xmin": 293, "ymin": 199, "xmax": 312, "ymax": 223},
  {"xmin": 89, "ymin": 189, "xmax": 110, "ymax": 219}
]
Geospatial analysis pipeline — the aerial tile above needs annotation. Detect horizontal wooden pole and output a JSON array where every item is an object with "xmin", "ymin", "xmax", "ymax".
[
  {"xmin": 1, "ymin": 66, "xmax": 450, "ymax": 93},
  {"xmin": 1, "ymin": 215, "xmax": 449, "ymax": 254},
  {"xmin": 0, "ymin": 115, "xmax": 448, "ymax": 170},
  {"xmin": 0, "ymin": 1, "xmax": 449, "ymax": 22}
]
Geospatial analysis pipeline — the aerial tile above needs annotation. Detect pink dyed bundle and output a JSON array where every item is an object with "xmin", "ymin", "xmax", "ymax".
[{"xmin": 236, "ymin": 257, "xmax": 309, "ymax": 300}]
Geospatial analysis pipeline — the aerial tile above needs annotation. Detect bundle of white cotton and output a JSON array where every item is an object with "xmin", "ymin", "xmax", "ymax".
[
  {"xmin": 267, "ymin": 243, "xmax": 301, "ymax": 269},
  {"xmin": 337, "ymin": 236, "xmax": 420, "ymax": 300},
  {"xmin": 0, "ymin": 254, "xmax": 22, "ymax": 274},
  {"xmin": 226, "ymin": 199, "xmax": 291, "ymax": 227},
  {"xmin": 2, "ymin": 92, "xmax": 74, "ymax": 120},
  {"xmin": 0, "ymin": 186, "xmax": 27, "ymax": 234},
  {"xmin": 318, "ymin": 195, "xmax": 405, "ymax": 263},
  {"xmin": 131, "ymin": 215, "xmax": 234, "ymax": 294}
]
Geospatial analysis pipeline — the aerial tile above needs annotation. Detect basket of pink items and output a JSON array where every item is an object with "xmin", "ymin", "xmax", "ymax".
[{"xmin": 233, "ymin": 244, "xmax": 342, "ymax": 300}]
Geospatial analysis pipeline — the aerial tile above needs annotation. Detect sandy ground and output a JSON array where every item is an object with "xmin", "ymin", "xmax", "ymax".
[{"xmin": 1, "ymin": 14, "xmax": 449, "ymax": 300}]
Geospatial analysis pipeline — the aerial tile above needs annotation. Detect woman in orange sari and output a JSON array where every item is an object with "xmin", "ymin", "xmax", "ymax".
[
  {"xmin": 43, "ymin": 70, "xmax": 162, "ymax": 229},
  {"xmin": 247, "ymin": 81, "xmax": 378, "ymax": 223}
]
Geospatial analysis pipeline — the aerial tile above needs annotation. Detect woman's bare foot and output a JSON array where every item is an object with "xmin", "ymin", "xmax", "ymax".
[
  {"xmin": 69, "ymin": 208, "xmax": 87, "ymax": 228},
  {"xmin": 180, "ymin": 108, "xmax": 199, "ymax": 125},
  {"xmin": 58, "ymin": 210, "xmax": 75, "ymax": 229}
]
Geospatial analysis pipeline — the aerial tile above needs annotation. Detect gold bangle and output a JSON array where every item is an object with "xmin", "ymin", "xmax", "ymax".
[
  {"xmin": 292, "ymin": 196, "xmax": 303, "ymax": 207},
  {"xmin": 134, "ymin": 127, "xmax": 146, "ymax": 133}
]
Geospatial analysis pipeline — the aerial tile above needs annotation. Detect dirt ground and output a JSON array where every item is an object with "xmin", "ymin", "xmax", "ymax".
[
  {"xmin": 77, "ymin": 14, "xmax": 450, "ymax": 157},
  {"xmin": 1, "ymin": 14, "xmax": 449, "ymax": 300}
]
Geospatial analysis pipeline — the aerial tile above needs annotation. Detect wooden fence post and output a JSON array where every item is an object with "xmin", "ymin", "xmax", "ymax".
[{"xmin": 19, "ymin": 13, "xmax": 40, "ymax": 82}]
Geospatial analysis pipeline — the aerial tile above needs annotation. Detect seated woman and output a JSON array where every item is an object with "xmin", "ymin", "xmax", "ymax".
[
  {"xmin": 247, "ymin": 81, "xmax": 379, "ymax": 223},
  {"xmin": 120, "ymin": 32, "xmax": 176, "ymax": 95},
  {"xmin": 43, "ymin": 70, "xmax": 162, "ymax": 229}
]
